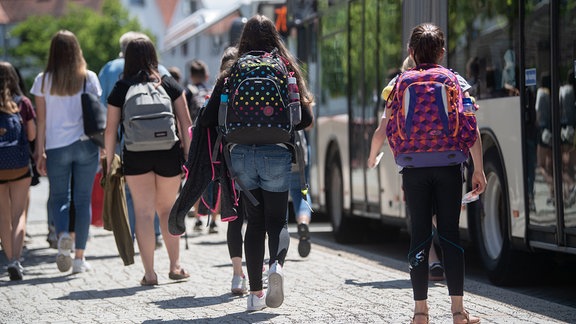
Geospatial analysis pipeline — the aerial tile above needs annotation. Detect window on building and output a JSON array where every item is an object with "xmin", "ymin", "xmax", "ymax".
[
  {"xmin": 181, "ymin": 42, "xmax": 188, "ymax": 57},
  {"xmin": 183, "ymin": 0, "xmax": 198, "ymax": 15}
]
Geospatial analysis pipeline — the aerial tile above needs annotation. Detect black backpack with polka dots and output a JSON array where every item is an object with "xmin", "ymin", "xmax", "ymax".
[{"xmin": 218, "ymin": 49, "xmax": 299, "ymax": 145}]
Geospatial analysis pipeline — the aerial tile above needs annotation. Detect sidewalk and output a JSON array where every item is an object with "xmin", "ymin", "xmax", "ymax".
[{"xmin": 1, "ymin": 183, "xmax": 575, "ymax": 323}]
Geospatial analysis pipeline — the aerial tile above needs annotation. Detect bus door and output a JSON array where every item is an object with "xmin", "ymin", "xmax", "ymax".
[
  {"xmin": 348, "ymin": 0, "xmax": 381, "ymax": 218},
  {"xmin": 525, "ymin": 0, "xmax": 576, "ymax": 251}
]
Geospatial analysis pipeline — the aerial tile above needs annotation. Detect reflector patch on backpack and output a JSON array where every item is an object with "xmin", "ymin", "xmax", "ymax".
[
  {"xmin": 386, "ymin": 65, "xmax": 477, "ymax": 168},
  {"xmin": 219, "ymin": 51, "xmax": 295, "ymax": 145},
  {"xmin": 122, "ymin": 82, "xmax": 178, "ymax": 152}
]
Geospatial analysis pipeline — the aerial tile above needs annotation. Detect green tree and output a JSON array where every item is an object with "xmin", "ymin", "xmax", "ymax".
[{"xmin": 9, "ymin": 0, "xmax": 150, "ymax": 82}]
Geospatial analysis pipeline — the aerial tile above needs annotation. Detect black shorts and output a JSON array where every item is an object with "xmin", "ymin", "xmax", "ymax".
[
  {"xmin": 0, "ymin": 166, "xmax": 31, "ymax": 184},
  {"xmin": 123, "ymin": 143, "xmax": 184, "ymax": 177}
]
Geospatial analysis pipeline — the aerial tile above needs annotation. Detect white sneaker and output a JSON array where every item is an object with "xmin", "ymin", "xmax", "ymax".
[
  {"xmin": 56, "ymin": 233, "xmax": 73, "ymax": 272},
  {"xmin": 72, "ymin": 258, "xmax": 92, "ymax": 273},
  {"xmin": 247, "ymin": 292, "xmax": 267, "ymax": 311},
  {"xmin": 266, "ymin": 261, "xmax": 284, "ymax": 308},
  {"xmin": 231, "ymin": 275, "xmax": 247, "ymax": 295}
]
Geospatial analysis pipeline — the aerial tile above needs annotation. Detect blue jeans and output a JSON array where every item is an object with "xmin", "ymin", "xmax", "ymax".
[
  {"xmin": 230, "ymin": 144, "xmax": 292, "ymax": 192},
  {"xmin": 46, "ymin": 139, "xmax": 99, "ymax": 250},
  {"xmin": 230, "ymin": 144, "xmax": 292, "ymax": 291},
  {"xmin": 289, "ymin": 165, "xmax": 312, "ymax": 221}
]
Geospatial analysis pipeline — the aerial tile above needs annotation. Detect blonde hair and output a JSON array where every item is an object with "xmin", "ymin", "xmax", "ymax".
[
  {"xmin": 119, "ymin": 31, "xmax": 150, "ymax": 57},
  {"xmin": 42, "ymin": 30, "xmax": 86, "ymax": 96},
  {"xmin": 0, "ymin": 61, "xmax": 21, "ymax": 114},
  {"xmin": 401, "ymin": 56, "xmax": 415, "ymax": 72}
]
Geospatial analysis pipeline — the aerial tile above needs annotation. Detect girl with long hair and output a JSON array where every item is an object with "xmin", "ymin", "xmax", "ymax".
[
  {"xmin": 0, "ymin": 61, "xmax": 36, "ymax": 280},
  {"xmin": 31, "ymin": 30, "xmax": 101, "ymax": 274},
  {"xmin": 104, "ymin": 37, "xmax": 192, "ymax": 286},
  {"xmin": 199, "ymin": 14, "xmax": 313, "ymax": 311}
]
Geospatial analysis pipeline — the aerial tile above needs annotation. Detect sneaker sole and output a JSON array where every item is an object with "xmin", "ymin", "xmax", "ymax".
[
  {"xmin": 7, "ymin": 266, "xmax": 23, "ymax": 281},
  {"xmin": 297, "ymin": 224, "xmax": 310, "ymax": 240},
  {"xmin": 298, "ymin": 238, "xmax": 311, "ymax": 258},
  {"xmin": 58, "ymin": 236, "xmax": 73, "ymax": 254},
  {"xmin": 266, "ymin": 272, "xmax": 284, "ymax": 308},
  {"xmin": 56, "ymin": 254, "xmax": 72, "ymax": 272}
]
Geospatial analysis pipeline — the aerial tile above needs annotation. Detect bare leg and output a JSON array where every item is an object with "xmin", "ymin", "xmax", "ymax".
[
  {"xmin": 413, "ymin": 300, "xmax": 429, "ymax": 324},
  {"xmin": 232, "ymin": 256, "xmax": 244, "ymax": 276},
  {"xmin": 451, "ymin": 295, "xmax": 480, "ymax": 324},
  {"xmin": 154, "ymin": 173, "xmax": 185, "ymax": 274},
  {"xmin": 0, "ymin": 184, "xmax": 14, "ymax": 261},
  {"xmin": 0, "ymin": 178, "xmax": 31, "ymax": 262},
  {"xmin": 126, "ymin": 172, "xmax": 158, "ymax": 282}
]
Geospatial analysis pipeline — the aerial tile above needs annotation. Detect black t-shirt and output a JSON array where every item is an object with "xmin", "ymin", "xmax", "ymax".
[{"xmin": 107, "ymin": 75, "xmax": 184, "ymax": 108}]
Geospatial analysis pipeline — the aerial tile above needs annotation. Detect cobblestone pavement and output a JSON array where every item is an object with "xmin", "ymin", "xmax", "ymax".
[{"xmin": 1, "ymin": 183, "xmax": 575, "ymax": 323}]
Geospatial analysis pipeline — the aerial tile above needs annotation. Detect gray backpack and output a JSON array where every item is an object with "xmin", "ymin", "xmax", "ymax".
[{"xmin": 122, "ymin": 82, "xmax": 178, "ymax": 152}]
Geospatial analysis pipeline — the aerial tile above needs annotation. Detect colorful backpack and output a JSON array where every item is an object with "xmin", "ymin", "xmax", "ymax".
[
  {"xmin": 385, "ymin": 64, "xmax": 477, "ymax": 168},
  {"xmin": 0, "ymin": 97, "xmax": 29, "ymax": 170},
  {"xmin": 218, "ymin": 49, "xmax": 299, "ymax": 145},
  {"xmin": 122, "ymin": 82, "xmax": 178, "ymax": 152},
  {"xmin": 216, "ymin": 49, "xmax": 307, "ymax": 206}
]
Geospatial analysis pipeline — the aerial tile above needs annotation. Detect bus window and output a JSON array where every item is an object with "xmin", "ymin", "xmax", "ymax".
[
  {"xmin": 319, "ymin": 7, "xmax": 347, "ymax": 114},
  {"xmin": 559, "ymin": 0, "xmax": 576, "ymax": 226},
  {"xmin": 447, "ymin": 0, "xmax": 518, "ymax": 99}
]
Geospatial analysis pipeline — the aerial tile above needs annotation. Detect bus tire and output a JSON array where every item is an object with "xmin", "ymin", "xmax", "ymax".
[
  {"xmin": 473, "ymin": 149, "xmax": 526, "ymax": 285},
  {"xmin": 326, "ymin": 153, "xmax": 357, "ymax": 243}
]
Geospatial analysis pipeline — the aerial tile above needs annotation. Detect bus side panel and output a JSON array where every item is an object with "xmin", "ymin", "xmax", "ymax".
[
  {"xmin": 376, "ymin": 140, "xmax": 404, "ymax": 220},
  {"xmin": 314, "ymin": 111, "xmax": 351, "ymax": 212},
  {"xmin": 475, "ymin": 97, "xmax": 526, "ymax": 239}
]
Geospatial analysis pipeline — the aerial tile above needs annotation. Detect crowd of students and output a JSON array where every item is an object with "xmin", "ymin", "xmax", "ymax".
[{"xmin": 2, "ymin": 16, "xmax": 485, "ymax": 322}]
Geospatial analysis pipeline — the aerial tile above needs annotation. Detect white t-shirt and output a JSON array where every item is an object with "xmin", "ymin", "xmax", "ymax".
[{"xmin": 30, "ymin": 70, "xmax": 102, "ymax": 150}]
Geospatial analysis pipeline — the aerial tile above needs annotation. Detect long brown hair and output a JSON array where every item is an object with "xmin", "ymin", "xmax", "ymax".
[
  {"xmin": 0, "ymin": 61, "xmax": 21, "ymax": 114},
  {"xmin": 235, "ymin": 15, "xmax": 313, "ymax": 110},
  {"xmin": 122, "ymin": 37, "xmax": 160, "ymax": 83},
  {"xmin": 408, "ymin": 23, "xmax": 445, "ymax": 65},
  {"xmin": 42, "ymin": 30, "xmax": 86, "ymax": 95}
]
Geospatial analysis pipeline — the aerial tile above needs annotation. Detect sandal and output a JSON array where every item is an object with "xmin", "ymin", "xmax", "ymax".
[
  {"xmin": 140, "ymin": 273, "xmax": 158, "ymax": 286},
  {"xmin": 453, "ymin": 310, "xmax": 480, "ymax": 324},
  {"xmin": 168, "ymin": 268, "xmax": 190, "ymax": 280},
  {"xmin": 411, "ymin": 312, "xmax": 429, "ymax": 324}
]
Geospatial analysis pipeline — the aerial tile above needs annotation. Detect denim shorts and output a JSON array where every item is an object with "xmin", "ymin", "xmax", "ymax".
[{"xmin": 230, "ymin": 144, "xmax": 292, "ymax": 192}]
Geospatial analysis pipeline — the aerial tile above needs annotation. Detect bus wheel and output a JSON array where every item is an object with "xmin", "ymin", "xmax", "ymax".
[
  {"xmin": 474, "ymin": 150, "xmax": 525, "ymax": 285},
  {"xmin": 326, "ymin": 156, "xmax": 356, "ymax": 243}
]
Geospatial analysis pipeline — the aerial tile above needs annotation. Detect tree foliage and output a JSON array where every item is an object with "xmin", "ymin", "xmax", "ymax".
[{"xmin": 8, "ymin": 0, "xmax": 151, "ymax": 79}]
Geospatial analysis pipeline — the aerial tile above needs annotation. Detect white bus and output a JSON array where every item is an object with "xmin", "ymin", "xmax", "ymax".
[{"xmin": 287, "ymin": 0, "xmax": 576, "ymax": 285}]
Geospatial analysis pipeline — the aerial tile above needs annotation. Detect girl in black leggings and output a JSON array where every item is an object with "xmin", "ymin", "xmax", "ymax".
[
  {"xmin": 404, "ymin": 165, "xmax": 465, "ymax": 299},
  {"xmin": 368, "ymin": 23, "xmax": 486, "ymax": 324}
]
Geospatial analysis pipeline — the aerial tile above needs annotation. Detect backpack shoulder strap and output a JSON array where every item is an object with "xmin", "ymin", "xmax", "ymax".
[{"xmin": 221, "ymin": 143, "xmax": 259, "ymax": 206}]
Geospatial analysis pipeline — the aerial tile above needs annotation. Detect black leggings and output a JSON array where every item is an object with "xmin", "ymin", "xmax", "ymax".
[
  {"xmin": 242, "ymin": 188, "xmax": 290, "ymax": 291},
  {"xmin": 227, "ymin": 196, "xmax": 244, "ymax": 259},
  {"xmin": 402, "ymin": 165, "xmax": 464, "ymax": 300}
]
